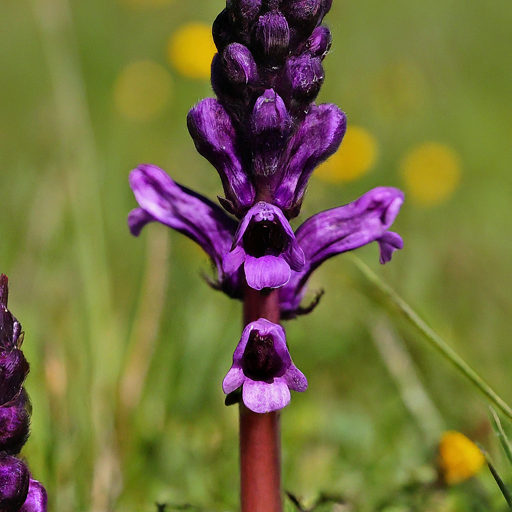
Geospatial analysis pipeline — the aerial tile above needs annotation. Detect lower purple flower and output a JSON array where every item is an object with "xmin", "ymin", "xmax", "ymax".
[
  {"xmin": 222, "ymin": 319, "xmax": 307, "ymax": 413},
  {"xmin": 223, "ymin": 202, "xmax": 305, "ymax": 290}
]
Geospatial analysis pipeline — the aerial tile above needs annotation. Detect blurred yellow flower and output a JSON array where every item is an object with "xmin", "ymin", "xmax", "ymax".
[
  {"xmin": 113, "ymin": 60, "xmax": 172, "ymax": 121},
  {"xmin": 314, "ymin": 126, "xmax": 378, "ymax": 183},
  {"xmin": 401, "ymin": 142, "xmax": 461, "ymax": 207},
  {"xmin": 168, "ymin": 23, "xmax": 216, "ymax": 80},
  {"xmin": 438, "ymin": 431, "xmax": 485, "ymax": 485}
]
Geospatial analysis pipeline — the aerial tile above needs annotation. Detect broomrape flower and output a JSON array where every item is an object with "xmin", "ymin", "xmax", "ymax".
[{"xmin": 222, "ymin": 319, "xmax": 307, "ymax": 413}]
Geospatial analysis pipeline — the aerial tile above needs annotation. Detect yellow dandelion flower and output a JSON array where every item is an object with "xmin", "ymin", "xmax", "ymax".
[
  {"xmin": 439, "ymin": 431, "xmax": 485, "ymax": 485},
  {"xmin": 314, "ymin": 126, "xmax": 378, "ymax": 183},
  {"xmin": 401, "ymin": 142, "xmax": 461, "ymax": 207},
  {"xmin": 113, "ymin": 60, "xmax": 172, "ymax": 121},
  {"xmin": 168, "ymin": 23, "xmax": 216, "ymax": 80}
]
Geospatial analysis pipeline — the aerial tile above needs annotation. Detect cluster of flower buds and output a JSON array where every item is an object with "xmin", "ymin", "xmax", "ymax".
[
  {"xmin": 129, "ymin": 0, "xmax": 404, "ymax": 413},
  {"xmin": 0, "ymin": 275, "xmax": 47, "ymax": 512}
]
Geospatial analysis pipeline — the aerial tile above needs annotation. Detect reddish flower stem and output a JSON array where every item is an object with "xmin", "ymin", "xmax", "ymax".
[{"xmin": 240, "ymin": 286, "xmax": 283, "ymax": 512}]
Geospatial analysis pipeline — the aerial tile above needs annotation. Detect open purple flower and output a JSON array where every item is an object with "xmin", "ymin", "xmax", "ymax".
[
  {"xmin": 128, "ymin": 166, "xmax": 404, "ymax": 305},
  {"xmin": 222, "ymin": 319, "xmax": 307, "ymax": 413},
  {"xmin": 280, "ymin": 187, "xmax": 405, "ymax": 318},
  {"xmin": 223, "ymin": 202, "xmax": 305, "ymax": 290}
]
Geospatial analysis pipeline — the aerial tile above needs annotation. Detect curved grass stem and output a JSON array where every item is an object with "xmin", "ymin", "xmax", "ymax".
[{"xmin": 350, "ymin": 255, "xmax": 512, "ymax": 422}]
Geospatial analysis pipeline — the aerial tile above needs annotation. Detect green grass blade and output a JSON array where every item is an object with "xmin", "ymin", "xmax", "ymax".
[
  {"xmin": 485, "ymin": 456, "xmax": 512, "ymax": 508},
  {"xmin": 490, "ymin": 407, "xmax": 512, "ymax": 468},
  {"xmin": 350, "ymin": 255, "xmax": 512, "ymax": 422}
]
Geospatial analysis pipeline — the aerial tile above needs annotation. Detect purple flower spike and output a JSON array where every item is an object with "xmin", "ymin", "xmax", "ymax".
[
  {"xmin": 275, "ymin": 103, "xmax": 346, "ymax": 216},
  {"xmin": 251, "ymin": 89, "xmax": 291, "ymax": 177},
  {"xmin": 0, "ymin": 389, "xmax": 30, "ymax": 455},
  {"xmin": 19, "ymin": 479, "xmax": 47, "ymax": 512},
  {"xmin": 0, "ymin": 453, "xmax": 30, "ymax": 512},
  {"xmin": 280, "ymin": 187, "xmax": 404, "ymax": 317},
  {"xmin": 223, "ymin": 202, "xmax": 305, "ymax": 290},
  {"xmin": 187, "ymin": 99, "xmax": 255, "ymax": 214},
  {"xmin": 128, "ymin": 164, "xmax": 241, "ymax": 296},
  {"xmin": 223, "ymin": 319, "xmax": 307, "ymax": 413}
]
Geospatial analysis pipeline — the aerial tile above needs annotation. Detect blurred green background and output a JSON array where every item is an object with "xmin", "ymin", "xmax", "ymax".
[{"xmin": 1, "ymin": 0, "xmax": 512, "ymax": 510}]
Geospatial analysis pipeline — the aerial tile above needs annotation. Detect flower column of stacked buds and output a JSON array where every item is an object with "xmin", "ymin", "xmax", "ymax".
[
  {"xmin": 128, "ymin": 0, "xmax": 403, "ymax": 509},
  {"xmin": 0, "ymin": 275, "xmax": 47, "ymax": 512}
]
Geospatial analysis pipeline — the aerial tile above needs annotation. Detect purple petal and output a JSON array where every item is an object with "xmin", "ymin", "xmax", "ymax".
[
  {"xmin": 242, "ymin": 378, "xmax": 291, "ymax": 413},
  {"xmin": 274, "ymin": 104, "xmax": 346, "ymax": 216},
  {"xmin": 245, "ymin": 255, "xmax": 291, "ymax": 290},
  {"xmin": 129, "ymin": 164, "xmax": 238, "ymax": 287},
  {"xmin": 280, "ymin": 187, "xmax": 404, "ymax": 316},
  {"xmin": 378, "ymin": 232, "xmax": 404, "ymax": 264},
  {"xmin": 223, "ymin": 245, "xmax": 246, "ymax": 275},
  {"xmin": 187, "ymin": 99, "xmax": 255, "ymax": 212},
  {"xmin": 19, "ymin": 479, "xmax": 47, "ymax": 512},
  {"xmin": 283, "ymin": 364, "xmax": 308, "ymax": 392},
  {"xmin": 222, "ymin": 367, "xmax": 245, "ymax": 394},
  {"xmin": 127, "ymin": 208, "xmax": 155, "ymax": 236}
]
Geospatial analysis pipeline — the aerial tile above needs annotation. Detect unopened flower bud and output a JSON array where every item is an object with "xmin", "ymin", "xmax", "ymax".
[
  {"xmin": 0, "ymin": 348, "xmax": 29, "ymax": 406},
  {"xmin": 284, "ymin": 54, "xmax": 324, "ymax": 105},
  {"xmin": 212, "ymin": 43, "xmax": 259, "ymax": 99},
  {"xmin": 0, "ymin": 454, "xmax": 30, "ymax": 512},
  {"xmin": 299, "ymin": 25, "xmax": 332, "ymax": 59},
  {"xmin": 282, "ymin": 0, "xmax": 323, "ymax": 24},
  {"xmin": 254, "ymin": 11, "xmax": 290, "ymax": 67},
  {"xmin": 226, "ymin": 0, "xmax": 262, "ymax": 42},
  {"xmin": 212, "ymin": 10, "xmax": 234, "ymax": 52},
  {"xmin": 0, "ymin": 389, "xmax": 30, "ymax": 455},
  {"xmin": 251, "ymin": 89, "xmax": 291, "ymax": 176}
]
